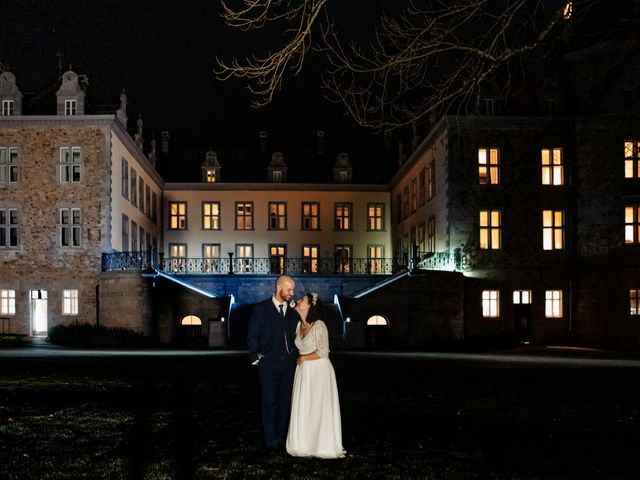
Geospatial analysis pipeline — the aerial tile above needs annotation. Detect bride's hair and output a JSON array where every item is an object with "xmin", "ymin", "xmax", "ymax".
[{"xmin": 304, "ymin": 292, "xmax": 323, "ymax": 324}]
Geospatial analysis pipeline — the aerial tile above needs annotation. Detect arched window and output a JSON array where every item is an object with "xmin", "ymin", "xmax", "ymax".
[
  {"xmin": 367, "ymin": 315, "xmax": 388, "ymax": 326},
  {"xmin": 181, "ymin": 315, "xmax": 202, "ymax": 326}
]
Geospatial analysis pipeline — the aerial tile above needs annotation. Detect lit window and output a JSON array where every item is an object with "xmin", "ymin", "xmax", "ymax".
[
  {"xmin": 59, "ymin": 208, "xmax": 81, "ymax": 247},
  {"xmin": 169, "ymin": 202, "xmax": 187, "ymax": 230},
  {"xmin": 478, "ymin": 148, "xmax": 500, "ymax": 185},
  {"xmin": 624, "ymin": 140, "xmax": 640, "ymax": 179},
  {"xmin": 630, "ymin": 289, "xmax": 640, "ymax": 316},
  {"xmin": 236, "ymin": 244, "xmax": 253, "ymax": 272},
  {"xmin": 64, "ymin": 99, "xmax": 77, "ymax": 116},
  {"xmin": 367, "ymin": 245, "xmax": 384, "ymax": 274},
  {"xmin": 0, "ymin": 208, "xmax": 18, "ymax": 248},
  {"xmin": 0, "ymin": 289, "xmax": 16, "ymax": 315},
  {"xmin": 235, "ymin": 202, "xmax": 253, "ymax": 230},
  {"xmin": 205, "ymin": 169, "xmax": 217, "ymax": 183},
  {"xmin": 513, "ymin": 290, "xmax": 532, "ymax": 304},
  {"xmin": 181, "ymin": 315, "xmax": 202, "ymax": 326},
  {"xmin": 169, "ymin": 243, "xmax": 187, "ymax": 273},
  {"xmin": 427, "ymin": 161, "xmax": 436, "ymax": 200},
  {"xmin": 479, "ymin": 210, "xmax": 501, "ymax": 249},
  {"xmin": 1, "ymin": 100, "xmax": 14, "ymax": 116},
  {"xmin": 0, "ymin": 147, "xmax": 18, "ymax": 183},
  {"xmin": 203, "ymin": 244, "xmax": 220, "ymax": 273},
  {"xmin": 541, "ymin": 148, "xmax": 564, "ymax": 185},
  {"xmin": 410, "ymin": 178, "xmax": 418, "ymax": 212},
  {"xmin": 543, "ymin": 210, "xmax": 565, "ymax": 250},
  {"xmin": 482, "ymin": 290, "xmax": 500, "ymax": 317},
  {"xmin": 59, "ymin": 147, "xmax": 81, "ymax": 182},
  {"xmin": 302, "ymin": 244, "xmax": 319, "ymax": 273},
  {"xmin": 367, "ymin": 315, "xmax": 388, "ymax": 326},
  {"xmin": 625, "ymin": 205, "xmax": 640, "ymax": 244},
  {"xmin": 269, "ymin": 202, "xmax": 287, "ymax": 230},
  {"xmin": 62, "ymin": 289, "xmax": 78, "ymax": 315},
  {"xmin": 334, "ymin": 203, "xmax": 352, "ymax": 231},
  {"xmin": 269, "ymin": 245, "xmax": 286, "ymax": 274},
  {"xmin": 202, "ymin": 202, "xmax": 221, "ymax": 230},
  {"xmin": 367, "ymin": 203, "xmax": 384, "ymax": 231},
  {"xmin": 545, "ymin": 290, "xmax": 563, "ymax": 317},
  {"xmin": 302, "ymin": 202, "xmax": 319, "ymax": 230}
]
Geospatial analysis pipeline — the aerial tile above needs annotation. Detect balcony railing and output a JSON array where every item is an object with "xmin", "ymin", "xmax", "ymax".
[{"xmin": 102, "ymin": 251, "xmax": 407, "ymax": 275}]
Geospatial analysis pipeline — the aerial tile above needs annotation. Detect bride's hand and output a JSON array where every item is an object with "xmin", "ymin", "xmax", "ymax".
[{"xmin": 296, "ymin": 355, "xmax": 305, "ymax": 366}]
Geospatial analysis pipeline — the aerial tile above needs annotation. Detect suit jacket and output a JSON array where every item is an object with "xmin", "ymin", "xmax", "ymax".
[{"xmin": 247, "ymin": 298, "xmax": 299, "ymax": 364}]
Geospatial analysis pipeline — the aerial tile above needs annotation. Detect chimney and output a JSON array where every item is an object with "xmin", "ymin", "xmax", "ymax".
[
  {"xmin": 259, "ymin": 130, "xmax": 267, "ymax": 154},
  {"xmin": 317, "ymin": 130, "xmax": 325, "ymax": 154},
  {"xmin": 161, "ymin": 131, "xmax": 170, "ymax": 155}
]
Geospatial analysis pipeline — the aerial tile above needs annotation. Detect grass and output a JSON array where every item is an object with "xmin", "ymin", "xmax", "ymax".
[{"xmin": 0, "ymin": 352, "xmax": 639, "ymax": 479}]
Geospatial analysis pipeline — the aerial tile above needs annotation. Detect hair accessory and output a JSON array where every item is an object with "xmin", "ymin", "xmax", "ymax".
[
  {"xmin": 310, "ymin": 292, "xmax": 318, "ymax": 306},
  {"xmin": 289, "ymin": 299, "xmax": 296, "ymax": 309}
]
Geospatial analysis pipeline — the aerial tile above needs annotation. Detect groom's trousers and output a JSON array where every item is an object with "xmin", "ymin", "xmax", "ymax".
[{"xmin": 258, "ymin": 355, "xmax": 296, "ymax": 448}]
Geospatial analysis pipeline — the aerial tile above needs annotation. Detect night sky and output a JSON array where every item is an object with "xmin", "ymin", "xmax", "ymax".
[{"xmin": 2, "ymin": 0, "xmax": 394, "ymax": 182}]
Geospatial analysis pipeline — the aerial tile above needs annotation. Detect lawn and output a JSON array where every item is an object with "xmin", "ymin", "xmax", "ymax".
[{"xmin": 0, "ymin": 350, "xmax": 639, "ymax": 479}]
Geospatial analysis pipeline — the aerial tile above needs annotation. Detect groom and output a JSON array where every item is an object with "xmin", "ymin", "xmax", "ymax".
[{"xmin": 247, "ymin": 274, "xmax": 299, "ymax": 449}]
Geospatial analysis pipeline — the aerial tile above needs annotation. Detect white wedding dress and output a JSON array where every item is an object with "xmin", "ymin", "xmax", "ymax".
[{"xmin": 286, "ymin": 320, "xmax": 346, "ymax": 458}]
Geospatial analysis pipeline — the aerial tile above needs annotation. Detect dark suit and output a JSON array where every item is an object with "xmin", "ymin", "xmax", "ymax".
[{"xmin": 247, "ymin": 298, "xmax": 299, "ymax": 448}]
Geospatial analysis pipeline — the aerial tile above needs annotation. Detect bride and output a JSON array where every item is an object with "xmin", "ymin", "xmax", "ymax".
[{"xmin": 286, "ymin": 292, "xmax": 346, "ymax": 458}]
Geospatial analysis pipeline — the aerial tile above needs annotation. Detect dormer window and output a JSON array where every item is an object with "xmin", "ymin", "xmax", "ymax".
[
  {"xmin": 205, "ymin": 169, "xmax": 217, "ymax": 183},
  {"xmin": 1, "ymin": 100, "xmax": 13, "ymax": 116},
  {"xmin": 272, "ymin": 170, "xmax": 283, "ymax": 182},
  {"xmin": 65, "ymin": 99, "xmax": 77, "ymax": 116},
  {"xmin": 481, "ymin": 98, "xmax": 494, "ymax": 116}
]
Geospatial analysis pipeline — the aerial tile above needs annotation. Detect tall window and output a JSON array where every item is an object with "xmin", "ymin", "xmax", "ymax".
[
  {"xmin": 59, "ymin": 208, "xmax": 81, "ymax": 247},
  {"xmin": 302, "ymin": 244, "xmax": 319, "ymax": 273},
  {"xmin": 130, "ymin": 169, "xmax": 137, "ymax": 207},
  {"xmin": 121, "ymin": 158, "xmax": 129, "ymax": 199},
  {"xmin": 334, "ymin": 245, "xmax": 352, "ymax": 273},
  {"xmin": 122, "ymin": 214, "xmax": 129, "ymax": 251},
  {"xmin": 482, "ymin": 290, "xmax": 500, "ymax": 317},
  {"xmin": 235, "ymin": 202, "xmax": 253, "ymax": 230},
  {"xmin": 479, "ymin": 210, "xmax": 501, "ymax": 250},
  {"xmin": 368, "ymin": 245, "xmax": 384, "ymax": 274},
  {"xmin": 145, "ymin": 186, "xmax": 151, "ymax": 218},
  {"xmin": 402, "ymin": 186, "xmax": 410, "ymax": 218},
  {"xmin": 625, "ymin": 205, "xmax": 640, "ymax": 244},
  {"xmin": 203, "ymin": 243, "xmax": 220, "ymax": 273},
  {"xmin": 334, "ymin": 203, "xmax": 352, "ymax": 231},
  {"xmin": 0, "ymin": 147, "xmax": 18, "ymax": 183},
  {"xmin": 427, "ymin": 216, "xmax": 436, "ymax": 253},
  {"xmin": 1, "ymin": 100, "xmax": 14, "ymax": 116},
  {"xmin": 169, "ymin": 202, "xmax": 187, "ymax": 230},
  {"xmin": 270, "ymin": 245, "xmax": 286, "ymax": 274},
  {"xmin": 202, "ymin": 202, "xmax": 221, "ymax": 230},
  {"xmin": 418, "ymin": 167, "xmax": 426, "ymax": 206},
  {"xmin": 545, "ymin": 290, "xmax": 563, "ymax": 317},
  {"xmin": 64, "ymin": 99, "xmax": 77, "ymax": 116},
  {"xmin": 169, "ymin": 243, "xmax": 187, "ymax": 273},
  {"xmin": 478, "ymin": 148, "xmax": 500, "ymax": 184},
  {"xmin": 301, "ymin": 202, "xmax": 319, "ymax": 230},
  {"xmin": 0, "ymin": 290, "xmax": 16, "ymax": 315},
  {"xmin": 138, "ymin": 178, "xmax": 145, "ymax": 214},
  {"xmin": 0, "ymin": 208, "xmax": 18, "ymax": 248},
  {"xmin": 236, "ymin": 244, "xmax": 253, "ymax": 272},
  {"xmin": 396, "ymin": 193, "xmax": 402, "ymax": 224},
  {"xmin": 269, "ymin": 202, "xmax": 287, "ymax": 230},
  {"xmin": 139, "ymin": 226, "xmax": 145, "ymax": 252},
  {"xmin": 152, "ymin": 192, "xmax": 158, "ymax": 224},
  {"xmin": 630, "ymin": 289, "xmax": 639, "ymax": 316},
  {"xmin": 131, "ymin": 221, "xmax": 139, "ymax": 251},
  {"xmin": 541, "ymin": 148, "xmax": 564, "ymax": 185},
  {"xmin": 624, "ymin": 140, "xmax": 640, "ymax": 178},
  {"xmin": 418, "ymin": 223, "xmax": 426, "ymax": 252},
  {"xmin": 62, "ymin": 289, "xmax": 79, "ymax": 315},
  {"xmin": 427, "ymin": 160, "xmax": 436, "ymax": 200},
  {"xmin": 59, "ymin": 147, "xmax": 81, "ymax": 183},
  {"xmin": 543, "ymin": 210, "xmax": 565, "ymax": 250},
  {"xmin": 367, "ymin": 203, "xmax": 384, "ymax": 231},
  {"xmin": 410, "ymin": 178, "xmax": 418, "ymax": 212}
]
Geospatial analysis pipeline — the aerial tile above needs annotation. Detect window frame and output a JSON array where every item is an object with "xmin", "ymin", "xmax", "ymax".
[
  {"xmin": 0, "ymin": 208, "xmax": 18, "ymax": 248},
  {"xmin": 482, "ymin": 290, "xmax": 500, "ymax": 317},
  {"xmin": 168, "ymin": 201, "xmax": 188, "ymax": 230},
  {"xmin": 301, "ymin": 202, "xmax": 320, "ymax": 231},
  {"xmin": 202, "ymin": 201, "xmax": 221, "ymax": 230},
  {"xmin": 542, "ymin": 209, "xmax": 565, "ymax": 250},
  {"xmin": 334, "ymin": 202, "xmax": 353, "ymax": 231},
  {"xmin": 478, "ymin": 147, "xmax": 500, "ymax": 185},
  {"xmin": 0, "ymin": 289, "xmax": 16, "ymax": 315},
  {"xmin": 302, "ymin": 244, "xmax": 320, "ymax": 273},
  {"xmin": 59, "ymin": 146, "xmax": 82, "ymax": 183},
  {"xmin": 59, "ymin": 207, "xmax": 82, "ymax": 248},
  {"xmin": 479, "ymin": 209, "xmax": 501, "ymax": 250},
  {"xmin": 0, "ymin": 147, "xmax": 19, "ymax": 184},
  {"xmin": 235, "ymin": 201, "xmax": 254, "ymax": 230},
  {"xmin": 541, "ymin": 147, "xmax": 564, "ymax": 186},
  {"xmin": 545, "ymin": 290, "xmax": 563, "ymax": 318},
  {"xmin": 268, "ymin": 202, "xmax": 287, "ymax": 231},
  {"xmin": 367, "ymin": 203, "xmax": 385, "ymax": 231},
  {"xmin": 62, "ymin": 289, "xmax": 79, "ymax": 315}
]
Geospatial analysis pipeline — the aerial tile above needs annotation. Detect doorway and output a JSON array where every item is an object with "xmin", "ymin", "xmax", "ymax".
[
  {"xmin": 513, "ymin": 290, "xmax": 532, "ymax": 344},
  {"xmin": 365, "ymin": 315, "xmax": 389, "ymax": 350},
  {"xmin": 30, "ymin": 289, "xmax": 48, "ymax": 336}
]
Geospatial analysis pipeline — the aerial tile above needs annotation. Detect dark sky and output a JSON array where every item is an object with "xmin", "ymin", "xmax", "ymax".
[{"xmin": 1, "ymin": 0, "xmax": 393, "ymax": 182}]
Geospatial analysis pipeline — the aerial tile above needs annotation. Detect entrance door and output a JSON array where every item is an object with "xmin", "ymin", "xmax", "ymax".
[
  {"xmin": 269, "ymin": 245, "xmax": 286, "ymax": 274},
  {"xmin": 30, "ymin": 289, "xmax": 48, "ymax": 336},
  {"xmin": 513, "ymin": 290, "xmax": 532, "ymax": 344},
  {"xmin": 365, "ymin": 315, "xmax": 389, "ymax": 350}
]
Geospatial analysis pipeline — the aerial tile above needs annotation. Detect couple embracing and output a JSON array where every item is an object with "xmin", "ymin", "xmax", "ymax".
[{"xmin": 247, "ymin": 275, "xmax": 346, "ymax": 458}]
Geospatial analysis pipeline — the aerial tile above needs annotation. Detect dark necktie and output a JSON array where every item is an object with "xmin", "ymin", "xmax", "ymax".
[{"xmin": 279, "ymin": 304, "xmax": 285, "ymax": 317}]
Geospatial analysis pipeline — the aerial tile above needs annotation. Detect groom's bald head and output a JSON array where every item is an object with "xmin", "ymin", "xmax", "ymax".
[{"xmin": 275, "ymin": 275, "xmax": 295, "ymax": 303}]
